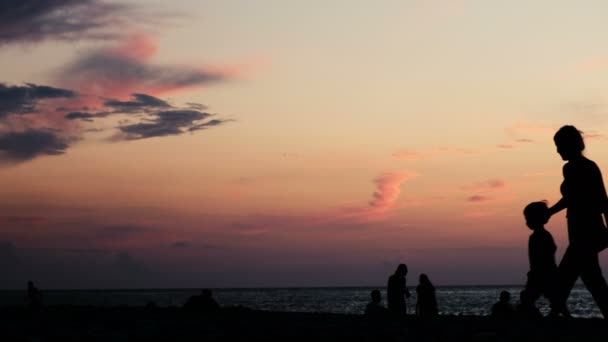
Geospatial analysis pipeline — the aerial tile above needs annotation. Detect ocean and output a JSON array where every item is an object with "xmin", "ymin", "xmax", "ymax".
[{"xmin": 0, "ymin": 285, "xmax": 603, "ymax": 318}]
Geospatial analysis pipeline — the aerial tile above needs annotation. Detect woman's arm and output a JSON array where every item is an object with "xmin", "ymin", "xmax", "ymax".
[{"xmin": 548, "ymin": 198, "xmax": 567, "ymax": 216}]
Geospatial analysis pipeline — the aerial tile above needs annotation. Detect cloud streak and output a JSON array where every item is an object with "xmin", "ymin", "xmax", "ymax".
[
  {"xmin": 0, "ymin": 0, "xmax": 154, "ymax": 45},
  {"xmin": 66, "ymin": 93, "xmax": 232, "ymax": 141},
  {"xmin": 0, "ymin": 129, "xmax": 70, "ymax": 163},
  {"xmin": 0, "ymin": 83, "xmax": 76, "ymax": 118},
  {"xmin": 60, "ymin": 35, "xmax": 229, "ymax": 97}
]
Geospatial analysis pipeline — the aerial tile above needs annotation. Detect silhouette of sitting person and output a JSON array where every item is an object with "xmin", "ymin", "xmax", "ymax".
[
  {"xmin": 415, "ymin": 273, "xmax": 438, "ymax": 319},
  {"xmin": 515, "ymin": 290, "xmax": 542, "ymax": 320},
  {"xmin": 523, "ymin": 201, "xmax": 570, "ymax": 317},
  {"xmin": 491, "ymin": 291, "xmax": 515, "ymax": 319},
  {"xmin": 184, "ymin": 289, "xmax": 220, "ymax": 314},
  {"xmin": 365, "ymin": 290, "xmax": 387, "ymax": 316},
  {"xmin": 387, "ymin": 263, "xmax": 411, "ymax": 315},
  {"xmin": 26, "ymin": 281, "xmax": 42, "ymax": 311}
]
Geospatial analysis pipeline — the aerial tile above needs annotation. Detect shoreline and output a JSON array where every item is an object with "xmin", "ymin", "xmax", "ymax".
[{"xmin": 2, "ymin": 306, "xmax": 608, "ymax": 341}]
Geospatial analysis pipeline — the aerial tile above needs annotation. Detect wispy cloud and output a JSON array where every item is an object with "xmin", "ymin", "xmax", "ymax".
[
  {"xmin": 59, "ymin": 34, "xmax": 230, "ymax": 98},
  {"xmin": 463, "ymin": 179, "xmax": 508, "ymax": 204},
  {"xmin": 467, "ymin": 195, "xmax": 492, "ymax": 203},
  {"xmin": 65, "ymin": 93, "xmax": 232, "ymax": 141},
  {"xmin": 369, "ymin": 172, "xmax": 413, "ymax": 212},
  {"xmin": 0, "ymin": 85, "xmax": 231, "ymax": 163},
  {"xmin": 0, "ymin": 0, "xmax": 160, "ymax": 45},
  {"xmin": 497, "ymin": 122, "xmax": 556, "ymax": 149}
]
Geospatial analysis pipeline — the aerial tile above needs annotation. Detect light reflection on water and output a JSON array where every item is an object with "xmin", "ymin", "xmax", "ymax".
[{"xmin": 0, "ymin": 285, "xmax": 603, "ymax": 318}]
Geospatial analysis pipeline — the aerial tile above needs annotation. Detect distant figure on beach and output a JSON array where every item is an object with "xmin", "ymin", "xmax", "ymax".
[
  {"xmin": 515, "ymin": 290, "xmax": 542, "ymax": 320},
  {"xmin": 184, "ymin": 289, "xmax": 220, "ymax": 314},
  {"xmin": 26, "ymin": 281, "xmax": 42, "ymax": 311},
  {"xmin": 491, "ymin": 291, "xmax": 515, "ymax": 319},
  {"xmin": 365, "ymin": 290, "xmax": 387, "ymax": 316},
  {"xmin": 547, "ymin": 125, "xmax": 608, "ymax": 318},
  {"xmin": 387, "ymin": 263, "xmax": 411, "ymax": 315},
  {"xmin": 523, "ymin": 201, "xmax": 569, "ymax": 317},
  {"xmin": 415, "ymin": 273, "xmax": 438, "ymax": 319}
]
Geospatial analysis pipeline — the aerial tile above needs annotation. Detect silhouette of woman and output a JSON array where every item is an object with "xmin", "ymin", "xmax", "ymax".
[
  {"xmin": 548, "ymin": 125, "xmax": 608, "ymax": 318},
  {"xmin": 415, "ymin": 274, "xmax": 438, "ymax": 319}
]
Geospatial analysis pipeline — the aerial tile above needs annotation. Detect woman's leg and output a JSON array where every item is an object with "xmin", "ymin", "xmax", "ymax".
[
  {"xmin": 580, "ymin": 251, "xmax": 608, "ymax": 318},
  {"xmin": 552, "ymin": 246, "xmax": 581, "ymax": 314}
]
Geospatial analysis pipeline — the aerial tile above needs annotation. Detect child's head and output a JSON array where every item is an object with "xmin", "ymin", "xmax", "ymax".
[
  {"xmin": 370, "ymin": 290, "xmax": 381, "ymax": 303},
  {"xmin": 523, "ymin": 201, "xmax": 549, "ymax": 230}
]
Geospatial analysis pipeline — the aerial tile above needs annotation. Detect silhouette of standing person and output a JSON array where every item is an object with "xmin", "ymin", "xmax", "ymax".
[
  {"xmin": 387, "ymin": 263, "xmax": 411, "ymax": 315},
  {"xmin": 26, "ymin": 280, "xmax": 42, "ymax": 312},
  {"xmin": 415, "ymin": 273, "xmax": 438, "ymax": 319},
  {"xmin": 548, "ymin": 125, "xmax": 608, "ymax": 318}
]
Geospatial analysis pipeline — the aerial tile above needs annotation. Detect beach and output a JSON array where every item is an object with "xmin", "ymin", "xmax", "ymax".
[{"xmin": 2, "ymin": 306, "xmax": 608, "ymax": 341}]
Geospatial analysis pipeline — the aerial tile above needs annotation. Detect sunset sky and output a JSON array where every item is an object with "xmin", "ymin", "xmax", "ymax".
[{"xmin": 3, "ymin": 0, "xmax": 608, "ymax": 289}]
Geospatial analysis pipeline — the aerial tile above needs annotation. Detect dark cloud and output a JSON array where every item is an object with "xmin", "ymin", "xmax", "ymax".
[
  {"xmin": 189, "ymin": 119, "xmax": 231, "ymax": 132},
  {"xmin": 117, "ymin": 110, "xmax": 226, "ymax": 140},
  {"xmin": 0, "ymin": 0, "xmax": 143, "ymax": 44},
  {"xmin": 61, "ymin": 51, "xmax": 226, "ymax": 91},
  {"xmin": 0, "ymin": 83, "xmax": 76, "ymax": 118},
  {"xmin": 104, "ymin": 93, "xmax": 171, "ymax": 112},
  {"xmin": 0, "ymin": 129, "xmax": 70, "ymax": 163},
  {"xmin": 186, "ymin": 102, "xmax": 208, "ymax": 110},
  {"xmin": 65, "ymin": 111, "xmax": 97, "ymax": 121},
  {"xmin": 172, "ymin": 241, "xmax": 190, "ymax": 248}
]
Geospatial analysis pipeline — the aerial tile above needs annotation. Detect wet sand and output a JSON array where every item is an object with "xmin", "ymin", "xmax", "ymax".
[{"xmin": 2, "ymin": 306, "xmax": 607, "ymax": 341}]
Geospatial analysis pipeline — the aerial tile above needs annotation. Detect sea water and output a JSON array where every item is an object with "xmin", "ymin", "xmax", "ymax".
[{"xmin": 0, "ymin": 285, "xmax": 602, "ymax": 318}]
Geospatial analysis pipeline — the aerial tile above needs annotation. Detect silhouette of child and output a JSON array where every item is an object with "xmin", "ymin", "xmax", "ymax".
[
  {"xmin": 415, "ymin": 273, "xmax": 438, "ymax": 319},
  {"xmin": 365, "ymin": 290, "xmax": 387, "ymax": 316},
  {"xmin": 523, "ymin": 201, "xmax": 570, "ymax": 317},
  {"xmin": 491, "ymin": 291, "xmax": 515, "ymax": 319}
]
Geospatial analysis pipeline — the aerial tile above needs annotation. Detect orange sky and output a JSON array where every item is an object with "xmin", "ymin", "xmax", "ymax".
[{"xmin": 2, "ymin": 0, "xmax": 608, "ymax": 288}]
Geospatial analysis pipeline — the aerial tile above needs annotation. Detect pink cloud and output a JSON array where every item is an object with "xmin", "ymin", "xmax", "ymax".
[
  {"xmin": 369, "ymin": 172, "xmax": 412, "ymax": 210},
  {"xmin": 58, "ymin": 34, "xmax": 233, "ymax": 99}
]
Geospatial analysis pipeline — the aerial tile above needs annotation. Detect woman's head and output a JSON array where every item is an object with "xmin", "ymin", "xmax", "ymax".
[{"xmin": 554, "ymin": 125, "xmax": 584, "ymax": 160}]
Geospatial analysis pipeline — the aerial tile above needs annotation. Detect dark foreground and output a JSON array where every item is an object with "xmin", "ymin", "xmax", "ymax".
[{"xmin": 2, "ymin": 306, "xmax": 608, "ymax": 341}]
